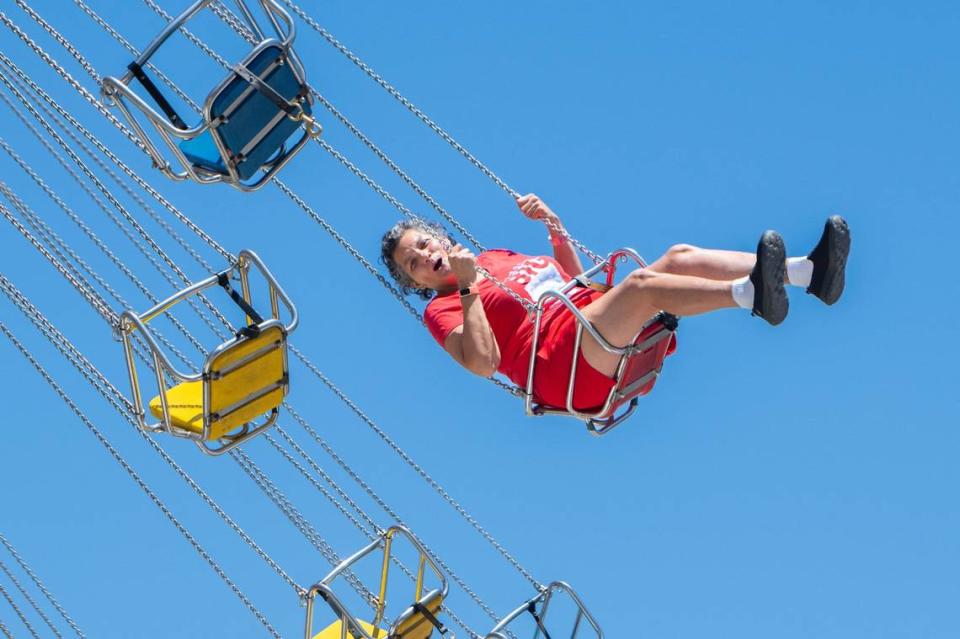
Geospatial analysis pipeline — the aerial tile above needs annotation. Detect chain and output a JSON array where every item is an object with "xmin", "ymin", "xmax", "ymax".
[
  {"xmin": 0, "ymin": 559, "xmax": 63, "ymax": 638},
  {"xmin": 0, "ymin": 45, "xmax": 230, "ymax": 264},
  {"xmin": 0, "ymin": 579, "xmax": 41, "ymax": 638},
  {"xmin": 0, "ymin": 203, "xmax": 117, "ymax": 324},
  {"xmin": 22, "ymin": 0, "xmax": 536, "ymax": 616},
  {"xmin": 0, "ymin": 50, "xmax": 232, "ymax": 339},
  {"xmin": 0, "ymin": 276, "xmax": 303, "ymax": 600},
  {"xmin": 0, "ymin": 533, "xmax": 85, "ymax": 638},
  {"xmin": 0, "ymin": 617, "xmax": 11, "ymax": 639},
  {"xmin": 0, "ymin": 321, "xmax": 284, "ymax": 639},
  {"xmin": 286, "ymin": 349, "xmax": 544, "ymax": 591}
]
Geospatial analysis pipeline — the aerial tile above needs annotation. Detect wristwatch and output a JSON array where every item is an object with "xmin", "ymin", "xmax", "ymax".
[{"xmin": 459, "ymin": 285, "xmax": 477, "ymax": 298}]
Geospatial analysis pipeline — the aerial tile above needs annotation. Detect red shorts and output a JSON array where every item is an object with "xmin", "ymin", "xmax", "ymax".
[{"xmin": 530, "ymin": 289, "xmax": 616, "ymax": 411}]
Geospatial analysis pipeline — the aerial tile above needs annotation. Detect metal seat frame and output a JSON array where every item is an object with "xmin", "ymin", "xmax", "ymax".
[
  {"xmin": 119, "ymin": 249, "xmax": 298, "ymax": 456},
  {"xmin": 485, "ymin": 581, "xmax": 603, "ymax": 639},
  {"xmin": 303, "ymin": 525, "xmax": 452, "ymax": 639},
  {"xmin": 101, "ymin": 0, "xmax": 320, "ymax": 191},
  {"xmin": 524, "ymin": 247, "xmax": 678, "ymax": 436}
]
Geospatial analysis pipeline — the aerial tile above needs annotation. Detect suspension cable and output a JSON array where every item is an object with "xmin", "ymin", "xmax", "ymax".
[
  {"xmin": 0, "ymin": 558, "xmax": 63, "ymax": 638},
  {"xmin": 7, "ymin": 0, "xmax": 537, "ymax": 604},
  {"xmin": 0, "ymin": 533, "xmax": 85, "ymax": 638},
  {"xmin": 0, "ymin": 275, "xmax": 303, "ymax": 601},
  {"xmin": 0, "ymin": 578, "xmax": 40, "ymax": 639},
  {"xmin": 0, "ymin": 319, "xmax": 284, "ymax": 639},
  {"xmin": 0, "ymin": 44, "xmax": 233, "ymax": 335}
]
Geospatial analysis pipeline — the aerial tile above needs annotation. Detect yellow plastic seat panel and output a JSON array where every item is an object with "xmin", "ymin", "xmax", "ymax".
[
  {"xmin": 314, "ymin": 618, "xmax": 381, "ymax": 639},
  {"xmin": 394, "ymin": 591, "xmax": 443, "ymax": 639},
  {"xmin": 148, "ymin": 324, "xmax": 287, "ymax": 440},
  {"xmin": 149, "ymin": 379, "xmax": 204, "ymax": 435}
]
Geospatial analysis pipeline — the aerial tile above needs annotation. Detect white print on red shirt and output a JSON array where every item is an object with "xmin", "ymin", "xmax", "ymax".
[{"xmin": 505, "ymin": 257, "xmax": 566, "ymax": 301}]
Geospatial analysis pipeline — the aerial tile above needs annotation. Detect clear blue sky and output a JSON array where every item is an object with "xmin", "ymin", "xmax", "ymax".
[{"xmin": 1, "ymin": 1, "xmax": 958, "ymax": 637}]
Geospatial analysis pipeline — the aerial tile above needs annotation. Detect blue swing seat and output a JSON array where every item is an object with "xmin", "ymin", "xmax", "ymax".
[{"xmin": 178, "ymin": 42, "xmax": 311, "ymax": 181}]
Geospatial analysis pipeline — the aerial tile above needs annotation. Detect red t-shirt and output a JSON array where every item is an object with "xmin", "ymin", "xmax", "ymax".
[{"xmin": 424, "ymin": 249, "xmax": 590, "ymax": 388}]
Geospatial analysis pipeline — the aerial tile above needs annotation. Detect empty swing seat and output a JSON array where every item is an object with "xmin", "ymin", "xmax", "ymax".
[
  {"xmin": 148, "ymin": 322, "xmax": 288, "ymax": 441},
  {"xmin": 179, "ymin": 42, "xmax": 312, "ymax": 181},
  {"xmin": 313, "ymin": 619, "xmax": 381, "ymax": 639},
  {"xmin": 313, "ymin": 590, "xmax": 445, "ymax": 639},
  {"xmin": 101, "ymin": 0, "xmax": 318, "ymax": 190}
]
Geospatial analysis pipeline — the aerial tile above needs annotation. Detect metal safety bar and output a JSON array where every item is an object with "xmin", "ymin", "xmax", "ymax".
[
  {"xmin": 524, "ymin": 248, "xmax": 677, "ymax": 436},
  {"xmin": 119, "ymin": 249, "xmax": 298, "ymax": 454},
  {"xmin": 303, "ymin": 525, "xmax": 452, "ymax": 639},
  {"xmin": 100, "ymin": 0, "xmax": 317, "ymax": 190},
  {"xmin": 485, "ymin": 582, "xmax": 603, "ymax": 639}
]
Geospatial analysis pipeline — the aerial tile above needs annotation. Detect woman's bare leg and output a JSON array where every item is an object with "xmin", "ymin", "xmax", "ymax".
[
  {"xmin": 579, "ymin": 268, "xmax": 736, "ymax": 377},
  {"xmin": 647, "ymin": 243, "xmax": 757, "ymax": 280}
]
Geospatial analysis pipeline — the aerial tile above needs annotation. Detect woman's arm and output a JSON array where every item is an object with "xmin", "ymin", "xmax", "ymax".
[
  {"xmin": 517, "ymin": 194, "xmax": 585, "ymax": 276},
  {"xmin": 442, "ymin": 245, "xmax": 501, "ymax": 377}
]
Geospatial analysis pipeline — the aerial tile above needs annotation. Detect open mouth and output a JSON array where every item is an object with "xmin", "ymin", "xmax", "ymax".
[{"xmin": 433, "ymin": 257, "xmax": 443, "ymax": 271}]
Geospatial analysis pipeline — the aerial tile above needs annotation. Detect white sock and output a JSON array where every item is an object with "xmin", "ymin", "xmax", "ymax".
[
  {"xmin": 786, "ymin": 257, "xmax": 813, "ymax": 288},
  {"xmin": 731, "ymin": 276, "xmax": 754, "ymax": 309}
]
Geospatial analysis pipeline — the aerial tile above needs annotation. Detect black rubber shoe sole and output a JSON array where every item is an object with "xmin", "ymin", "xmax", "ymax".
[
  {"xmin": 807, "ymin": 216, "xmax": 851, "ymax": 305},
  {"xmin": 750, "ymin": 230, "xmax": 788, "ymax": 326}
]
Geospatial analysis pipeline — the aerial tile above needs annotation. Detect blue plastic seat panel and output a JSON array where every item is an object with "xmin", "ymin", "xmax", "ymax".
[{"xmin": 177, "ymin": 43, "xmax": 310, "ymax": 181}]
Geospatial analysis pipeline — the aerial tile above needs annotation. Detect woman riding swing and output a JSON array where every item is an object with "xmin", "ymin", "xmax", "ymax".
[{"xmin": 381, "ymin": 195, "xmax": 850, "ymax": 413}]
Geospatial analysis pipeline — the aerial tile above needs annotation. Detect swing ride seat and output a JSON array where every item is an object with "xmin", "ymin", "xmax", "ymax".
[
  {"xmin": 178, "ymin": 41, "xmax": 315, "ymax": 182},
  {"xmin": 312, "ymin": 590, "xmax": 444, "ymax": 639},
  {"xmin": 313, "ymin": 619, "xmax": 381, "ymax": 639},
  {"xmin": 147, "ymin": 321, "xmax": 288, "ymax": 441},
  {"xmin": 120, "ymin": 249, "xmax": 298, "ymax": 456},
  {"xmin": 525, "ymin": 248, "xmax": 679, "ymax": 436},
  {"xmin": 100, "ymin": 0, "xmax": 319, "ymax": 190},
  {"xmin": 304, "ymin": 526, "xmax": 450, "ymax": 639},
  {"xmin": 485, "ymin": 581, "xmax": 603, "ymax": 639}
]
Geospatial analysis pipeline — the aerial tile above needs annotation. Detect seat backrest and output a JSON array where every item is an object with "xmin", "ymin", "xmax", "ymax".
[
  {"xmin": 610, "ymin": 320, "xmax": 677, "ymax": 408},
  {"xmin": 205, "ymin": 322, "xmax": 288, "ymax": 440},
  {"xmin": 208, "ymin": 42, "xmax": 310, "ymax": 180},
  {"xmin": 391, "ymin": 590, "xmax": 444, "ymax": 639}
]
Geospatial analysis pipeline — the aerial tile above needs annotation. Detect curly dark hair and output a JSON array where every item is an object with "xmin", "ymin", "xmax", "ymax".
[{"xmin": 380, "ymin": 219, "xmax": 455, "ymax": 300}]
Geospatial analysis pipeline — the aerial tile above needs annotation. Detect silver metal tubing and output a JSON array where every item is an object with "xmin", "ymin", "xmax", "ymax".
[
  {"xmin": 485, "ymin": 582, "xmax": 603, "ymax": 639},
  {"xmin": 524, "ymin": 247, "xmax": 672, "ymax": 432},
  {"xmin": 198, "ymin": 408, "xmax": 279, "ymax": 456},
  {"xmin": 121, "ymin": 0, "xmax": 216, "ymax": 82},
  {"xmin": 305, "ymin": 525, "xmax": 450, "ymax": 638}
]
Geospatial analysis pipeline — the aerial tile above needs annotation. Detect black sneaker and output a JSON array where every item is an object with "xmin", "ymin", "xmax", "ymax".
[
  {"xmin": 806, "ymin": 216, "xmax": 851, "ymax": 305},
  {"xmin": 750, "ymin": 230, "xmax": 788, "ymax": 326}
]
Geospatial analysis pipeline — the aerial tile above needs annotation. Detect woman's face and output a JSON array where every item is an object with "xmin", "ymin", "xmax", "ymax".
[{"xmin": 392, "ymin": 229, "xmax": 456, "ymax": 291}]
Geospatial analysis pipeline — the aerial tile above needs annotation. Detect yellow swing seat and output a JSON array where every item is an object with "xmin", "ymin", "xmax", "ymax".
[
  {"xmin": 148, "ymin": 322, "xmax": 288, "ymax": 441},
  {"xmin": 313, "ymin": 619, "xmax": 381, "ymax": 639}
]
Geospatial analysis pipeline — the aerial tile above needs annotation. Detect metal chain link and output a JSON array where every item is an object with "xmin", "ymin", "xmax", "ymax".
[
  {"xmin": 0, "ymin": 49, "xmax": 233, "ymax": 339},
  {"xmin": 0, "ymin": 203, "xmax": 117, "ymax": 325},
  {"xmin": 0, "ymin": 585, "xmax": 35, "ymax": 638},
  {"xmin": 0, "ymin": 175, "xmax": 198, "ymax": 373},
  {"xmin": 0, "ymin": 533, "xmax": 85, "ymax": 638},
  {"xmin": 284, "ymin": 352, "xmax": 543, "ymax": 591},
  {"xmin": 0, "ymin": 616, "xmax": 12, "ymax": 639},
  {"xmin": 0, "ymin": 559, "xmax": 63, "ymax": 638},
  {"xmin": 143, "ymin": 0, "xmax": 540, "ymax": 315},
  {"xmin": 0, "ymin": 41, "xmax": 230, "ymax": 263},
  {"xmin": 279, "ymin": 0, "xmax": 516, "ymax": 196},
  {"xmin": 0, "ymin": 579, "xmax": 40, "ymax": 639},
  {"xmin": 0, "ymin": 276, "xmax": 304, "ymax": 602},
  {"xmin": 0, "ymin": 320, "xmax": 284, "ymax": 639},
  {"xmin": 8, "ymin": 2, "xmax": 540, "ymax": 624},
  {"xmin": 281, "ymin": 0, "xmax": 603, "ymax": 264},
  {"xmin": 230, "ymin": 449, "xmax": 379, "ymax": 608}
]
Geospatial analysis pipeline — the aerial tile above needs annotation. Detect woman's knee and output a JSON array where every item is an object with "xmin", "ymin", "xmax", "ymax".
[
  {"xmin": 625, "ymin": 267, "xmax": 660, "ymax": 290},
  {"xmin": 653, "ymin": 243, "xmax": 700, "ymax": 274}
]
